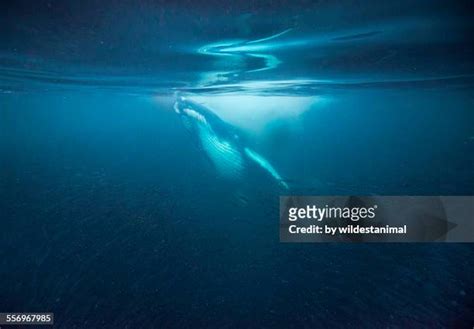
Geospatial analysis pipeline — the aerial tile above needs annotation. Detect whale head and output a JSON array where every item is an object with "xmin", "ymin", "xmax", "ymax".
[
  {"xmin": 174, "ymin": 95, "xmax": 205, "ymax": 123},
  {"xmin": 174, "ymin": 94, "xmax": 241, "ymax": 142}
]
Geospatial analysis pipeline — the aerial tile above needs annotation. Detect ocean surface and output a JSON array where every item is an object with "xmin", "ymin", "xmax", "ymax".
[{"xmin": 1, "ymin": 0, "xmax": 474, "ymax": 328}]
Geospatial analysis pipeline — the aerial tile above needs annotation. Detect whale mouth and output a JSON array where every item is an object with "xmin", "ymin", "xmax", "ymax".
[
  {"xmin": 182, "ymin": 108, "xmax": 207, "ymax": 124},
  {"xmin": 173, "ymin": 101, "xmax": 181, "ymax": 114},
  {"xmin": 175, "ymin": 104, "xmax": 207, "ymax": 126},
  {"xmin": 173, "ymin": 94, "xmax": 189, "ymax": 114}
]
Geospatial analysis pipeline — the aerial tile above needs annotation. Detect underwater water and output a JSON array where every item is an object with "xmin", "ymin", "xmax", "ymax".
[{"xmin": 1, "ymin": 0, "xmax": 474, "ymax": 328}]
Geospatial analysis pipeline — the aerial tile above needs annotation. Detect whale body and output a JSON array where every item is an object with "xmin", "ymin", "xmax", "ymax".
[{"xmin": 174, "ymin": 94, "xmax": 288, "ymax": 189}]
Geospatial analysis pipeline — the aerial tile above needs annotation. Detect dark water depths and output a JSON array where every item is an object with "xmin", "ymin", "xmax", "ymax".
[{"xmin": 1, "ymin": 0, "xmax": 474, "ymax": 328}]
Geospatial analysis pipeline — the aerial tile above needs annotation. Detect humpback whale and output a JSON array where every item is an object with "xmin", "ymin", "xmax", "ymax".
[{"xmin": 174, "ymin": 94, "xmax": 289, "ymax": 189}]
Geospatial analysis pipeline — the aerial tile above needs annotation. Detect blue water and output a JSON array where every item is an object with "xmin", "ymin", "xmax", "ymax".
[{"xmin": 1, "ymin": 1, "xmax": 474, "ymax": 328}]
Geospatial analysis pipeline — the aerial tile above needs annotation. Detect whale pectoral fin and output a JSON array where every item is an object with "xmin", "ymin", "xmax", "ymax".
[{"xmin": 244, "ymin": 147, "xmax": 289, "ymax": 189}]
